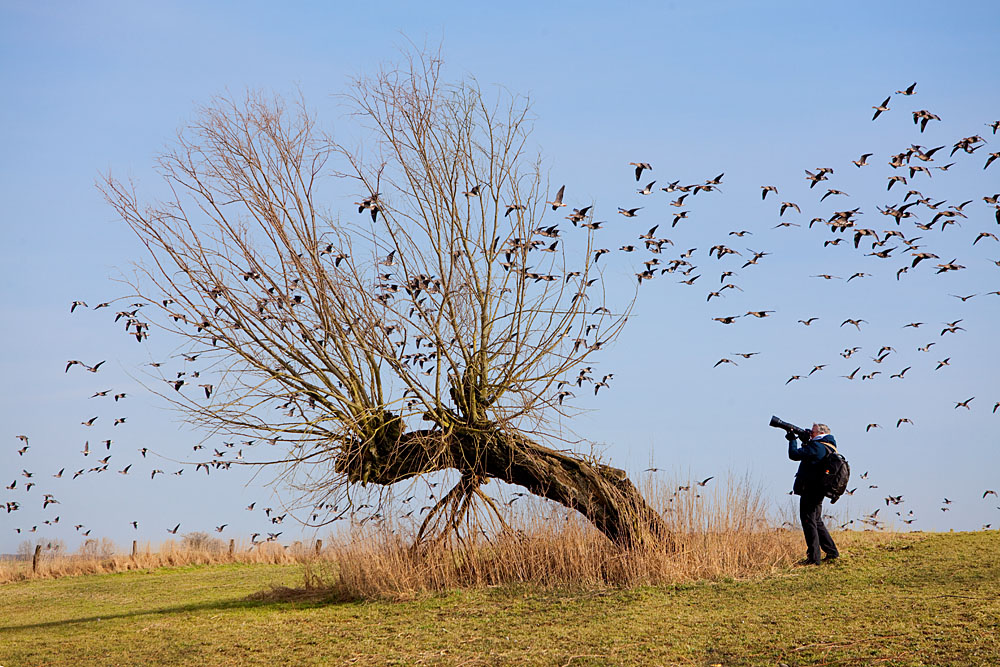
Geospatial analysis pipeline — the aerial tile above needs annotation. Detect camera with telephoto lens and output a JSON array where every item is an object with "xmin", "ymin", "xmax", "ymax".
[{"xmin": 769, "ymin": 415, "xmax": 810, "ymax": 440}]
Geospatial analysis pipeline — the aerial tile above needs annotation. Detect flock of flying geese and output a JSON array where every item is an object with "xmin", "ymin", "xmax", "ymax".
[
  {"xmin": 544, "ymin": 82, "xmax": 998, "ymax": 530},
  {"xmin": 5, "ymin": 82, "xmax": 999, "ymax": 544},
  {"xmin": 538, "ymin": 83, "xmax": 997, "ymax": 406},
  {"xmin": 619, "ymin": 83, "xmax": 1000, "ymax": 529}
]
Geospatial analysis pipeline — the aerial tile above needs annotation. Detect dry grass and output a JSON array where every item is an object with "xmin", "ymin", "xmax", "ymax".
[
  {"xmin": 2, "ymin": 475, "xmax": 818, "ymax": 596},
  {"xmin": 0, "ymin": 539, "xmax": 305, "ymax": 584},
  {"xmin": 313, "ymin": 474, "xmax": 803, "ymax": 600}
]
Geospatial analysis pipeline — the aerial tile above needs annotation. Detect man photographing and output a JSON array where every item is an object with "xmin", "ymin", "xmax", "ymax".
[{"xmin": 785, "ymin": 422, "xmax": 841, "ymax": 565}]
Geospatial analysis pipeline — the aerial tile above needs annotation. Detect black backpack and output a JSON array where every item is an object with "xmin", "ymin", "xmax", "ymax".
[{"xmin": 819, "ymin": 443, "xmax": 850, "ymax": 504}]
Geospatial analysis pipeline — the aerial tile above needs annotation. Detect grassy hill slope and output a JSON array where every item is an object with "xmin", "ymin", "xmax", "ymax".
[{"xmin": 1, "ymin": 531, "xmax": 998, "ymax": 666}]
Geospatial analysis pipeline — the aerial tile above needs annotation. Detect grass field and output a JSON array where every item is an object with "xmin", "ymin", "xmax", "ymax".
[{"xmin": 1, "ymin": 531, "xmax": 998, "ymax": 666}]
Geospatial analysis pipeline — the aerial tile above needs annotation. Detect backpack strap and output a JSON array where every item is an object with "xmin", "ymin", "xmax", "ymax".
[{"xmin": 812, "ymin": 437, "xmax": 837, "ymax": 454}]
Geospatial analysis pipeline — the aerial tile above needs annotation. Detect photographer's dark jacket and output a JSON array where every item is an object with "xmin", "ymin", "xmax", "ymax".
[{"xmin": 789, "ymin": 434, "xmax": 836, "ymax": 495}]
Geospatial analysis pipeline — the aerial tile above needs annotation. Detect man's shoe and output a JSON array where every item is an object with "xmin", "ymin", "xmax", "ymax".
[
  {"xmin": 795, "ymin": 558, "xmax": 820, "ymax": 566},
  {"xmin": 822, "ymin": 554, "xmax": 840, "ymax": 563}
]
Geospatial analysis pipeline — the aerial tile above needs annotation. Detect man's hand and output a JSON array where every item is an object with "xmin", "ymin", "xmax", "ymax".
[{"xmin": 785, "ymin": 431, "xmax": 798, "ymax": 442}]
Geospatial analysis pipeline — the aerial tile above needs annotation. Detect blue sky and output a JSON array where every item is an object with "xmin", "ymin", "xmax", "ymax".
[{"xmin": 2, "ymin": 1, "xmax": 999, "ymax": 552}]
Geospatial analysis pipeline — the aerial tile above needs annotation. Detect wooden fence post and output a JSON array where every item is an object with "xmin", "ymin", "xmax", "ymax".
[
  {"xmin": 315, "ymin": 539, "xmax": 322, "ymax": 556},
  {"xmin": 32, "ymin": 544, "xmax": 42, "ymax": 573},
  {"xmin": 132, "ymin": 540, "xmax": 138, "ymax": 558},
  {"xmin": 228, "ymin": 539, "xmax": 235, "ymax": 558}
]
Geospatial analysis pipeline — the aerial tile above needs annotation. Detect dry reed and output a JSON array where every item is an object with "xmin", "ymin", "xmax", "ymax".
[
  {"xmin": 0, "ymin": 540, "xmax": 302, "ymax": 584},
  {"xmin": 2, "ymin": 476, "xmax": 825, "ymax": 595},
  {"xmin": 313, "ymin": 474, "xmax": 804, "ymax": 601}
]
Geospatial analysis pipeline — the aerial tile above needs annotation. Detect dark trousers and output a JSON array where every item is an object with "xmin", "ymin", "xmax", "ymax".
[{"xmin": 800, "ymin": 493, "xmax": 838, "ymax": 564}]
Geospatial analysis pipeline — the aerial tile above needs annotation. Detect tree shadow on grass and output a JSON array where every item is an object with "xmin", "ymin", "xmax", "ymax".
[{"xmin": 1, "ymin": 584, "xmax": 353, "ymax": 633}]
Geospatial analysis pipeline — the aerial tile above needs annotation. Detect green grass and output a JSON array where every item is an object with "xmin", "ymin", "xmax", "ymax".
[{"xmin": 1, "ymin": 532, "xmax": 998, "ymax": 666}]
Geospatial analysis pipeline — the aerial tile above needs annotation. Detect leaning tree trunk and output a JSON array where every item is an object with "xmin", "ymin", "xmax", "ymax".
[{"xmin": 335, "ymin": 427, "xmax": 671, "ymax": 550}]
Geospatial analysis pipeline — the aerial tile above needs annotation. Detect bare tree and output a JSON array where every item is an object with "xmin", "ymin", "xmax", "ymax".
[
  {"xmin": 18, "ymin": 538, "xmax": 65, "ymax": 558},
  {"xmin": 78, "ymin": 537, "xmax": 117, "ymax": 559},
  {"xmin": 180, "ymin": 532, "xmax": 224, "ymax": 553},
  {"xmin": 101, "ymin": 54, "xmax": 668, "ymax": 548}
]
